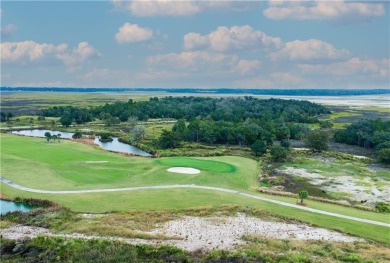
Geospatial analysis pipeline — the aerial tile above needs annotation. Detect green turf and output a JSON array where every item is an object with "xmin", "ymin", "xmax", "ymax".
[{"xmin": 0, "ymin": 134, "xmax": 255, "ymax": 191}]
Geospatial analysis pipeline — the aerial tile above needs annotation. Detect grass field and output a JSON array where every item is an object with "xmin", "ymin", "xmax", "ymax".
[
  {"xmin": 1, "ymin": 134, "xmax": 257, "ymax": 191},
  {"xmin": 1, "ymin": 133, "xmax": 390, "ymax": 244}
]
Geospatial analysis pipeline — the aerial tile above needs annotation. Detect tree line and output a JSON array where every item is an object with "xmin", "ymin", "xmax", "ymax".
[
  {"xmin": 334, "ymin": 119, "xmax": 390, "ymax": 164},
  {"xmin": 42, "ymin": 96, "xmax": 330, "ymax": 126}
]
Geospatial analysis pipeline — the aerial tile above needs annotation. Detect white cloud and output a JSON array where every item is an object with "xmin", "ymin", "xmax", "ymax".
[
  {"xmin": 56, "ymin": 42, "xmax": 101, "ymax": 66},
  {"xmin": 1, "ymin": 24, "xmax": 17, "ymax": 38},
  {"xmin": 112, "ymin": 0, "xmax": 200, "ymax": 16},
  {"xmin": 299, "ymin": 57, "xmax": 389, "ymax": 78},
  {"xmin": 264, "ymin": 0, "xmax": 385, "ymax": 22},
  {"xmin": 115, "ymin": 23, "xmax": 153, "ymax": 44},
  {"xmin": 1, "ymin": 41, "xmax": 67, "ymax": 63},
  {"xmin": 236, "ymin": 60, "xmax": 261, "ymax": 75},
  {"xmin": 184, "ymin": 25, "xmax": 282, "ymax": 52},
  {"xmin": 111, "ymin": 0, "xmax": 260, "ymax": 17},
  {"xmin": 270, "ymin": 39, "xmax": 350, "ymax": 61},
  {"xmin": 147, "ymin": 51, "xmax": 260, "ymax": 75},
  {"xmin": 1, "ymin": 41, "xmax": 100, "ymax": 68}
]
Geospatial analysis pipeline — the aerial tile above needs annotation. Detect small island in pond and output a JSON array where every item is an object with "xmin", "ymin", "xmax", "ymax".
[{"xmin": 99, "ymin": 133, "xmax": 113, "ymax": 142}]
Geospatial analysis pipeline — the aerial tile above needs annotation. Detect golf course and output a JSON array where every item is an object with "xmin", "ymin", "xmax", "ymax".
[{"xmin": 1, "ymin": 133, "xmax": 389, "ymax": 245}]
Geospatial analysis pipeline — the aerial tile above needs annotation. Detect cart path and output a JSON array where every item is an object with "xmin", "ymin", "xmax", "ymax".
[{"xmin": 1, "ymin": 176, "xmax": 389, "ymax": 227}]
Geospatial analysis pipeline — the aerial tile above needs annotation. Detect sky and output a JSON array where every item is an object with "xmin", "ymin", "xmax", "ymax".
[{"xmin": 1, "ymin": 0, "xmax": 389, "ymax": 89}]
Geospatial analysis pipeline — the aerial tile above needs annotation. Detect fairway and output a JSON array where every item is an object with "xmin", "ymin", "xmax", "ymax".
[{"xmin": 0, "ymin": 134, "xmax": 255, "ymax": 191}]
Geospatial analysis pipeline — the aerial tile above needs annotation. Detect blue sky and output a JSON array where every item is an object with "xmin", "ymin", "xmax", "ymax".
[{"xmin": 1, "ymin": 0, "xmax": 389, "ymax": 89}]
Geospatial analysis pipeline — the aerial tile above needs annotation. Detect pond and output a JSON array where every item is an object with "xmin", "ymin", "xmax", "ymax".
[
  {"xmin": 0, "ymin": 199, "xmax": 35, "ymax": 215},
  {"xmin": 11, "ymin": 129, "xmax": 152, "ymax": 157}
]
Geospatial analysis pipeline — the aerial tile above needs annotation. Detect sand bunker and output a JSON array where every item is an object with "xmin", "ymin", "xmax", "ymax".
[{"xmin": 167, "ymin": 167, "xmax": 200, "ymax": 174}]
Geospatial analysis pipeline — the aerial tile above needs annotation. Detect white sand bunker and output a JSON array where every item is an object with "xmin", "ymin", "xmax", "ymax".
[{"xmin": 167, "ymin": 167, "xmax": 200, "ymax": 174}]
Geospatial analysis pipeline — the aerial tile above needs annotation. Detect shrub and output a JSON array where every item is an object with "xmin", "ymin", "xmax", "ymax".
[
  {"xmin": 298, "ymin": 190, "xmax": 308, "ymax": 204},
  {"xmin": 375, "ymin": 202, "xmax": 390, "ymax": 213}
]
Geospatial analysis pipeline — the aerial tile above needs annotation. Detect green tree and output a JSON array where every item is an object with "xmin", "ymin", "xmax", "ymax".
[
  {"xmin": 280, "ymin": 139, "xmax": 290, "ymax": 148},
  {"xmin": 72, "ymin": 130, "xmax": 83, "ymax": 139},
  {"xmin": 60, "ymin": 115, "xmax": 72, "ymax": 127},
  {"xmin": 44, "ymin": 132, "xmax": 52, "ymax": 142},
  {"xmin": 158, "ymin": 130, "xmax": 180, "ymax": 149},
  {"xmin": 172, "ymin": 119, "xmax": 187, "ymax": 140},
  {"xmin": 57, "ymin": 133, "xmax": 62, "ymax": 143},
  {"xmin": 251, "ymin": 140, "xmax": 267, "ymax": 157},
  {"xmin": 377, "ymin": 148, "xmax": 390, "ymax": 164},
  {"xmin": 320, "ymin": 120, "xmax": 333, "ymax": 129},
  {"xmin": 270, "ymin": 145, "xmax": 288, "ymax": 162},
  {"xmin": 298, "ymin": 190, "xmax": 308, "ymax": 204},
  {"xmin": 130, "ymin": 125, "xmax": 146, "ymax": 142},
  {"xmin": 305, "ymin": 130, "xmax": 329, "ymax": 152}
]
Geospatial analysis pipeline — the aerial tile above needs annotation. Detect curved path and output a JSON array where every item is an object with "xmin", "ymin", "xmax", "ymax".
[{"xmin": 1, "ymin": 176, "xmax": 389, "ymax": 227}]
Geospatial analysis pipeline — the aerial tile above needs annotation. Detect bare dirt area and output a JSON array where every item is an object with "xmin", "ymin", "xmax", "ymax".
[{"xmin": 1, "ymin": 214, "xmax": 363, "ymax": 252}]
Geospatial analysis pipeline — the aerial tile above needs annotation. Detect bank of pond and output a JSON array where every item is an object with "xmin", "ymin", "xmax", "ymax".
[{"xmin": 11, "ymin": 129, "xmax": 152, "ymax": 157}]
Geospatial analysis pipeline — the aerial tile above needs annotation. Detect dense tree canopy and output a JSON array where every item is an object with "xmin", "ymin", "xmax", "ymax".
[
  {"xmin": 334, "ymin": 119, "xmax": 390, "ymax": 163},
  {"xmin": 42, "ymin": 97, "xmax": 330, "ymax": 149}
]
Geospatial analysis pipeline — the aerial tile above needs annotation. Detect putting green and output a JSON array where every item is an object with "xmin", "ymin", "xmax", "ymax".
[
  {"xmin": 156, "ymin": 157, "xmax": 236, "ymax": 173},
  {"xmin": 0, "ymin": 134, "xmax": 255, "ymax": 191}
]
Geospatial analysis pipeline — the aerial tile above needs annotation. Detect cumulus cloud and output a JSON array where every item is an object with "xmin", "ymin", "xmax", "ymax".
[
  {"xmin": 1, "ymin": 41, "xmax": 100, "ymax": 67},
  {"xmin": 184, "ymin": 25, "xmax": 282, "ymax": 52},
  {"xmin": 115, "ymin": 23, "xmax": 153, "ymax": 44},
  {"xmin": 299, "ymin": 57, "xmax": 389, "ymax": 78},
  {"xmin": 264, "ymin": 0, "xmax": 385, "ymax": 22},
  {"xmin": 111, "ymin": 0, "xmax": 260, "ymax": 17},
  {"xmin": 112, "ymin": 0, "xmax": 200, "ymax": 16},
  {"xmin": 270, "ymin": 39, "xmax": 350, "ymax": 61},
  {"xmin": 147, "ymin": 51, "xmax": 260, "ymax": 75},
  {"xmin": 1, "ymin": 24, "xmax": 17, "ymax": 38},
  {"xmin": 56, "ymin": 42, "xmax": 101, "ymax": 66},
  {"xmin": 1, "ymin": 41, "xmax": 67, "ymax": 63}
]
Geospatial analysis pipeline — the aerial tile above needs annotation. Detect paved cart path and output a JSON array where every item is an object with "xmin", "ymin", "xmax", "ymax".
[{"xmin": 1, "ymin": 176, "xmax": 389, "ymax": 227}]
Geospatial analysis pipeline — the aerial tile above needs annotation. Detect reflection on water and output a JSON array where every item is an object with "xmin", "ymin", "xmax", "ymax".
[{"xmin": 11, "ymin": 129, "xmax": 151, "ymax": 157}]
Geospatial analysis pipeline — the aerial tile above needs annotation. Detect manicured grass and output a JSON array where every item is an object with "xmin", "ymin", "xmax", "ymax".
[{"xmin": 0, "ymin": 134, "xmax": 256, "ymax": 191}]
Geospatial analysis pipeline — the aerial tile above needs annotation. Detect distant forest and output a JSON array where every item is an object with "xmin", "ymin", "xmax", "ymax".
[
  {"xmin": 1, "ymin": 87, "xmax": 389, "ymax": 96},
  {"xmin": 42, "ymin": 96, "xmax": 329, "ymax": 147}
]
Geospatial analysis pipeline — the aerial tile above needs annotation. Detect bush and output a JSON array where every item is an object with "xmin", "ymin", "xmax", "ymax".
[
  {"xmin": 305, "ymin": 130, "xmax": 329, "ymax": 152},
  {"xmin": 72, "ymin": 130, "xmax": 83, "ymax": 139},
  {"xmin": 280, "ymin": 139, "xmax": 290, "ymax": 148},
  {"xmin": 375, "ymin": 202, "xmax": 390, "ymax": 213},
  {"xmin": 270, "ymin": 145, "xmax": 288, "ymax": 162}
]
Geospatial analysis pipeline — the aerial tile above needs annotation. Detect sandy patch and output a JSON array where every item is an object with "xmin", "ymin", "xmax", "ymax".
[
  {"xmin": 167, "ymin": 167, "xmax": 200, "ymax": 175},
  {"xmin": 281, "ymin": 167, "xmax": 390, "ymax": 205},
  {"xmin": 85, "ymin": 161, "xmax": 108, "ymax": 163},
  {"xmin": 1, "ymin": 214, "xmax": 363, "ymax": 252}
]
